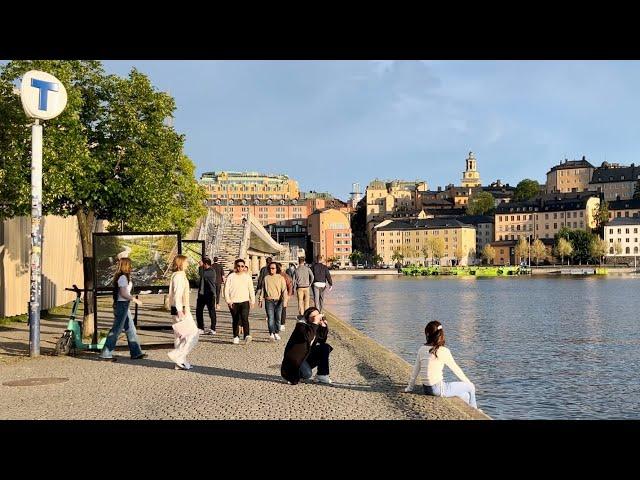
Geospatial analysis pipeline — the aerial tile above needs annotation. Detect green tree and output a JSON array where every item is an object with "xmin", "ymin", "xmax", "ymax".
[
  {"xmin": 391, "ymin": 248, "xmax": 404, "ymax": 265},
  {"xmin": 466, "ymin": 191, "xmax": 495, "ymax": 215},
  {"xmin": 0, "ymin": 61, "xmax": 206, "ymax": 338},
  {"xmin": 421, "ymin": 243, "xmax": 431, "ymax": 266},
  {"xmin": 371, "ymin": 253, "xmax": 383, "ymax": 266},
  {"xmin": 531, "ymin": 238, "xmax": 547, "ymax": 265},
  {"xmin": 431, "ymin": 237, "xmax": 445, "ymax": 265},
  {"xmin": 514, "ymin": 236, "xmax": 529, "ymax": 264},
  {"xmin": 482, "ymin": 244, "xmax": 495, "ymax": 265},
  {"xmin": 613, "ymin": 240, "xmax": 623, "ymax": 265},
  {"xmin": 513, "ymin": 179, "xmax": 541, "ymax": 202},
  {"xmin": 555, "ymin": 237, "xmax": 573, "ymax": 265},
  {"xmin": 594, "ymin": 201, "xmax": 609, "ymax": 236},
  {"xmin": 589, "ymin": 237, "xmax": 607, "ymax": 266},
  {"xmin": 555, "ymin": 227, "xmax": 596, "ymax": 264},
  {"xmin": 349, "ymin": 250, "xmax": 363, "ymax": 266}
]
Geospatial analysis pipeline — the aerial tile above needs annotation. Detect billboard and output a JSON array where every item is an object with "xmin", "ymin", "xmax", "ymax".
[{"xmin": 93, "ymin": 232, "xmax": 181, "ymax": 292}]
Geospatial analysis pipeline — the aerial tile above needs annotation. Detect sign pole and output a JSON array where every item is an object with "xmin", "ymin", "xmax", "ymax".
[
  {"xmin": 20, "ymin": 70, "xmax": 67, "ymax": 357},
  {"xmin": 29, "ymin": 119, "xmax": 43, "ymax": 357}
]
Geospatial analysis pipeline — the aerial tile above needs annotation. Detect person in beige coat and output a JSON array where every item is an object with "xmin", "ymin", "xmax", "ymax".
[{"xmin": 167, "ymin": 255, "xmax": 199, "ymax": 370}]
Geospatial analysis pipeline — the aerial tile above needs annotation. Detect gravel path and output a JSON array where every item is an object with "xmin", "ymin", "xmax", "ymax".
[{"xmin": 0, "ymin": 293, "xmax": 488, "ymax": 420}]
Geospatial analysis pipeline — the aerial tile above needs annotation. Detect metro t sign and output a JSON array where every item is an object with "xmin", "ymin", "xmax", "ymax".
[{"xmin": 20, "ymin": 70, "xmax": 68, "ymax": 120}]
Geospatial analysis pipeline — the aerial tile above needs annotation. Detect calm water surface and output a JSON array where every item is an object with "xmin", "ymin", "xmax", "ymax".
[{"xmin": 324, "ymin": 275, "xmax": 640, "ymax": 420}]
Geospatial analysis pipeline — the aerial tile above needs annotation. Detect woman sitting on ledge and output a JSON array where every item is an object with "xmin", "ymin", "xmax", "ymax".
[
  {"xmin": 404, "ymin": 320, "xmax": 479, "ymax": 410},
  {"xmin": 281, "ymin": 307, "xmax": 333, "ymax": 385}
]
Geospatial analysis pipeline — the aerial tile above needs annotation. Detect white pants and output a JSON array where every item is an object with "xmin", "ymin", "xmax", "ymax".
[{"xmin": 169, "ymin": 315, "xmax": 199, "ymax": 364}]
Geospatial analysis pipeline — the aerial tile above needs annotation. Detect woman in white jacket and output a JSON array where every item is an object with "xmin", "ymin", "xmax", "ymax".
[{"xmin": 167, "ymin": 254, "xmax": 199, "ymax": 370}]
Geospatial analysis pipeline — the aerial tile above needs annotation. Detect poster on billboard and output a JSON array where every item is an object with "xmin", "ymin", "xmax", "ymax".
[
  {"xmin": 93, "ymin": 232, "xmax": 181, "ymax": 292},
  {"xmin": 181, "ymin": 240, "xmax": 205, "ymax": 288}
]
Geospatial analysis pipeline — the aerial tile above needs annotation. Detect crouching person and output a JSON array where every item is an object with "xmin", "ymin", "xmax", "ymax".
[{"xmin": 281, "ymin": 307, "xmax": 333, "ymax": 385}]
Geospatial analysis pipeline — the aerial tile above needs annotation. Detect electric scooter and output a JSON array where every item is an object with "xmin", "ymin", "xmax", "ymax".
[{"xmin": 54, "ymin": 285, "xmax": 106, "ymax": 355}]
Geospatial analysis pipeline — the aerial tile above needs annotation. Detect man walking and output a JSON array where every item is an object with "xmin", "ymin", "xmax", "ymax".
[
  {"xmin": 292, "ymin": 257, "xmax": 314, "ymax": 318},
  {"xmin": 311, "ymin": 255, "xmax": 333, "ymax": 313},
  {"xmin": 224, "ymin": 258, "xmax": 255, "ymax": 345},
  {"xmin": 196, "ymin": 257, "xmax": 217, "ymax": 335},
  {"xmin": 211, "ymin": 256, "xmax": 225, "ymax": 309},
  {"xmin": 258, "ymin": 262, "xmax": 288, "ymax": 341},
  {"xmin": 255, "ymin": 256, "xmax": 272, "ymax": 295}
]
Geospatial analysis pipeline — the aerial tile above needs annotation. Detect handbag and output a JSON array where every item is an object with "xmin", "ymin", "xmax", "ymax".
[{"xmin": 172, "ymin": 311, "xmax": 198, "ymax": 338}]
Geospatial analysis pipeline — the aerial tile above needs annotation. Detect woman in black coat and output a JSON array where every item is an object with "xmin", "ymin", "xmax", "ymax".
[{"xmin": 281, "ymin": 307, "xmax": 333, "ymax": 385}]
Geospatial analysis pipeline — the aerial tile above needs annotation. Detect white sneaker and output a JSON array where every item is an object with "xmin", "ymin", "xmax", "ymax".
[
  {"xmin": 197, "ymin": 329, "xmax": 204, "ymax": 334},
  {"xmin": 274, "ymin": 333, "xmax": 281, "ymax": 341},
  {"xmin": 183, "ymin": 362, "xmax": 192, "ymax": 370},
  {"xmin": 233, "ymin": 336, "xmax": 240, "ymax": 344},
  {"xmin": 203, "ymin": 328, "xmax": 213, "ymax": 335},
  {"xmin": 244, "ymin": 335, "xmax": 252, "ymax": 344},
  {"xmin": 280, "ymin": 325, "xmax": 285, "ymax": 332},
  {"xmin": 269, "ymin": 333, "xmax": 275, "ymax": 341},
  {"xmin": 315, "ymin": 375, "xmax": 333, "ymax": 384}
]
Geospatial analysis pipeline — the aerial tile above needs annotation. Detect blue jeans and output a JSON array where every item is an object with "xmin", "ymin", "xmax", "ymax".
[
  {"xmin": 265, "ymin": 299, "xmax": 283, "ymax": 335},
  {"xmin": 100, "ymin": 301, "xmax": 143, "ymax": 358},
  {"xmin": 424, "ymin": 381, "xmax": 477, "ymax": 408}
]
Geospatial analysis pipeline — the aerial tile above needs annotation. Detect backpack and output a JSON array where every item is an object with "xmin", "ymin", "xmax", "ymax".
[{"xmin": 54, "ymin": 330, "xmax": 77, "ymax": 356}]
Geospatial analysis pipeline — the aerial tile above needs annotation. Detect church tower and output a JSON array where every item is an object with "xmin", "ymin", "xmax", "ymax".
[{"xmin": 461, "ymin": 151, "xmax": 482, "ymax": 188}]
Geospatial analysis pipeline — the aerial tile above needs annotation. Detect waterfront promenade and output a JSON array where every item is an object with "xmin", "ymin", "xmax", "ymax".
[{"xmin": 0, "ymin": 294, "xmax": 487, "ymax": 420}]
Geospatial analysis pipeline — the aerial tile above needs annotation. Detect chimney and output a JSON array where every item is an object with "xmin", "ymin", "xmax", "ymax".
[
  {"xmin": 437, "ymin": 186, "xmax": 442, "ymax": 192},
  {"xmin": 582, "ymin": 155, "xmax": 586, "ymax": 161}
]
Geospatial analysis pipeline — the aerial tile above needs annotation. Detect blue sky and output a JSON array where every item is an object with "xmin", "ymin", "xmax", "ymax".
[{"xmin": 16, "ymin": 60, "xmax": 640, "ymax": 200}]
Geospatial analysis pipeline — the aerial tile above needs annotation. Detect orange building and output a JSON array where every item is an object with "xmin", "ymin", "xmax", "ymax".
[{"xmin": 307, "ymin": 208, "xmax": 352, "ymax": 267}]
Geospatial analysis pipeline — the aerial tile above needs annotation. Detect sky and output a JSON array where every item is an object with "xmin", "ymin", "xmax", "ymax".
[{"xmin": 13, "ymin": 60, "xmax": 640, "ymax": 200}]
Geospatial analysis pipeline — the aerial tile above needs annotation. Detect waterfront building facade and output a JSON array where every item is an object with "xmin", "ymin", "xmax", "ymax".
[
  {"xmin": 307, "ymin": 208, "xmax": 352, "ymax": 267},
  {"xmin": 207, "ymin": 198, "xmax": 310, "ymax": 226},
  {"xmin": 588, "ymin": 162, "xmax": 640, "ymax": 201},
  {"xmin": 374, "ymin": 218, "xmax": 476, "ymax": 266},
  {"xmin": 604, "ymin": 217, "xmax": 640, "ymax": 257},
  {"xmin": 545, "ymin": 157, "xmax": 595, "ymax": 194},
  {"xmin": 454, "ymin": 215, "xmax": 495, "ymax": 259},
  {"xmin": 494, "ymin": 192, "xmax": 601, "ymax": 242},
  {"xmin": 200, "ymin": 171, "xmax": 300, "ymax": 201}
]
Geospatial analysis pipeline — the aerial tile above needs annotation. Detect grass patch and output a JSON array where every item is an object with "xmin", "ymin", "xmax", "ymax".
[{"xmin": 0, "ymin": 314, "xmax": 29, "ymax": 326}]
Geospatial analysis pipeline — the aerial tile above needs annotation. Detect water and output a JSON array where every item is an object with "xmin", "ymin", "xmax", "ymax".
[{"xmin": 324, "ymin": 275, "xmax": 640, "ymax": 419}]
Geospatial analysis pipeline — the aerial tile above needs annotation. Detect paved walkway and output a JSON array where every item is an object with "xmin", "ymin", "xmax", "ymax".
[{"xmin": 0, "ymin": 293, "xmax": 488, "ymax": 420}]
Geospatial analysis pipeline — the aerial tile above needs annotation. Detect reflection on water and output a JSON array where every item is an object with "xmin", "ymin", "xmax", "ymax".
[{"xmin": 324, "ymin": 275, "xmax": 640, "ymax": 420}]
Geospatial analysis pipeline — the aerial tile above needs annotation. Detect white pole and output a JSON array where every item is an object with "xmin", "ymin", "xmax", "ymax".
[{"xmin": 29, "ymin": 120, "xmax": 43, "ymax": 357}]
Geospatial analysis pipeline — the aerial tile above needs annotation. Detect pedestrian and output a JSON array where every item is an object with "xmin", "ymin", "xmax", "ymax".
[
  {"xmin": 311, "ymin": 255, "xmax": 333, "ymax": 313},
  {"xmin": 224, "ymin": 258, "xmax": 255, "ymax": 345},
  {"xmin": 292, "ymin": 257, "xmax": 314, "ymax": 318},
  {"xmin": 278, "ymin": 262, "xmax": 293, "ymax": 332},
  {"xmin": 403, "ymin": 321, "xmax": 480, "ymax": 411},
  {"xmin": 211, "ymin": 256, "xmax": 225, "ymax": 310},
  {"xmin": 196, "ymin": 257, "xmax": 217, "ymax": 335},
  {"xmin": 255, "ymin": 256, "xmax": 272, "ymax": 295},
  {"xmin": 167, "ymin": 254, "xmax": 199, "ymax": 370},
  {"xmin": 257, "ymin": 261, "xmax": 288, "ymax": 341},
  {"xmin": 286, "ymin": 263, "xmax": 296, "ymax": 278},
  {"xmin": 281, "ymin": 306, "xmax": 333, "ymax": 385},
  {"xmin": 100, "ymin": 257, "xmax": 147, "ymax": 361}
]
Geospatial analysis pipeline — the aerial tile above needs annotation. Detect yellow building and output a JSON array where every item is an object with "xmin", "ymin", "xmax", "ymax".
[
  {"xmin": 546, "ymin": 157, "xmax": 595, "ymax": 194},
  {"xmin": 200, "ymin": 171, "xmax": 300, "ymax": 201},
  {"xmin": 494, "ymin": 192, "xmax": 600, "ymax": 242},
  {"xmin": 374, "ymin": 218, "xmax": 476, "ymax": 266},
  {"xmin": 307, "ymin": 208, "xmax": 352, "ymax": 267}
]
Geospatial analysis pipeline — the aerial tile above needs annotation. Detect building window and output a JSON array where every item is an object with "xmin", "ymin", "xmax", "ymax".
[
  {"xmin": 626, "ymin": 247, "xmax": 631, "ymax": 254},
  {"xmin": 610, "ymin": 247, "xmax": 614, "ymax": 254}
]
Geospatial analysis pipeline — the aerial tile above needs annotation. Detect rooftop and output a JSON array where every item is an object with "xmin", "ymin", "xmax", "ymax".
[
  {"xmin": 547, "ymin": 156, "xmax": 594, "ymax": 174},
  {"xmin": 376, "ymin": 218, "xmax": 474, "ymax": 231},
  {"xmin": 606, "ymin": 217, "xmax": 640, "ymax": 226},
  {"xmin": 591, "ymin": 163, "xmax": 640, "ymax": 183}
]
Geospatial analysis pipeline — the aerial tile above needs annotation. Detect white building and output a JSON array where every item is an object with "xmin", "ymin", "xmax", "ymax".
[{"xmin": 604, "ymin": 217, "xmax": 640, "ymax": 257}]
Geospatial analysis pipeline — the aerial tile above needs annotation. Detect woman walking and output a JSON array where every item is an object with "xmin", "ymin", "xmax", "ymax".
[
  {"xmin": 404, "ymin": 320, "xmax": 479, "ymax": 410},
  {"xmin": 100, "ymin": 257, "xmax": 146, "ymax": 361},
  {"xmin": 167, "ymin": 254, "xmax": 199, "ymax": 370}
]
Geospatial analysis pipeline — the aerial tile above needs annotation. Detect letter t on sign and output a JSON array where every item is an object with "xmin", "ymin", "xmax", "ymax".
[{"xmin": 30, "ymin": 78, "xmax": 59, "ymax": 111}]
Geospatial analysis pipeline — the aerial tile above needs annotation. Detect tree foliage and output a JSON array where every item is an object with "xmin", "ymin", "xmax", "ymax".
[
  {"xmin": 555, "ymin": 227, "xmax": 596, "ymax": 264},
  {"xmin": 466, "ymin": 191, "xmax": 495, "ymax": 215},
  {"xmin": 531, "ymin": 238, "xmax": 547, "ymax": 265},
  {"xmin": 513, "ymin": 179, "xmax": 541, "ymax": 202},
  {"xmin": 481, "ymin": 244, "xmax": 495, "ymax": 265}
]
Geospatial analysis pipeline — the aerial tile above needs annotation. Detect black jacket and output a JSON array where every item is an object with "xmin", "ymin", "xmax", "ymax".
[
  {"xmin": 281, "ymin": 321, "xmax": 329, "ymax": 384},
  {"xmin": 199, "ymin": 267, "xmax": 217, "ymax": 298},
  {"xmin": 311, "ymin": 263, "xmax": 332, "ymax": 286},
  {"xmin": 255, "ymin": 265, "xmax": 269, "ymax": 293}
]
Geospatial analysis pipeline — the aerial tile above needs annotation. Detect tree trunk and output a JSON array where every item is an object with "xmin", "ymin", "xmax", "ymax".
[{"xmin": 77, "ymin": 209, "xmax": 96, "ymax": 342}]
